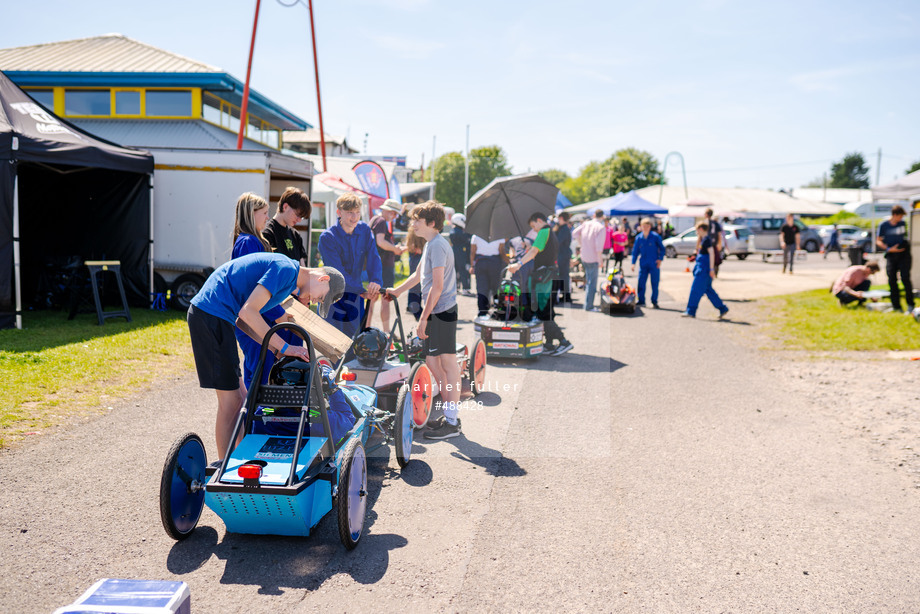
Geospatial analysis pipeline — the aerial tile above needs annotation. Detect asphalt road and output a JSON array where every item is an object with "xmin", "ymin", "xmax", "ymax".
[{"xmin": 3, "ymin": 257, "xmax": 918, "ymax": 613}]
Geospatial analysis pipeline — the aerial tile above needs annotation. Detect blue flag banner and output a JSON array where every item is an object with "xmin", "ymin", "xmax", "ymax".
[
  {"xmin": 352, "ymin": 160, "xmax": 389, "ymax": 199},
  {"xmin": 555, "ymin": 191, "xmax": 573, "ymax": 212},
  {"xmin": 388, "ymin": 175, "xmax": 402, "ymax": 203}
]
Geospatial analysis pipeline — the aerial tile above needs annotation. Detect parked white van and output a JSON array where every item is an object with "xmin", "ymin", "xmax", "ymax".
[{"xmin": 842, "ymin": 201, "xmax": 905, "ymax": 218}]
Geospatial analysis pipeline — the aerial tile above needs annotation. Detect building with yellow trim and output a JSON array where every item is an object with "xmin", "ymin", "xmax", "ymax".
[{"xmin": 0, "ymin": 33, "xmax": 310, "ymax": 149}]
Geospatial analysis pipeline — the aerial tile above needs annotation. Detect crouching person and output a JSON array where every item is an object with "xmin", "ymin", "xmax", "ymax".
[
  {"xmin": 187, "ymin": 252, "xmax": 344, "ymax": 459},
  {"xmin": 832, "ymin": 260, "xmax": 880, "ymax": 307}
]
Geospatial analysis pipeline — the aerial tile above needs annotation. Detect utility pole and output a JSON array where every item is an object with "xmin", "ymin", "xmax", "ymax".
[
  {"xmin": 464, "ymin": 124, "xmax": 470, "ymax": 209},
  {"xmin": 876, "ymin": 147, "xmax": 882, "ymax": 186}
]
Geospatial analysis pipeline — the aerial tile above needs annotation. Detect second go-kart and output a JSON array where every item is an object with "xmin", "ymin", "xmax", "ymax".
[
  {"xmin": 159, "ymin": 322, "xmax": 417, "ymax": 549},
  {"xmin": 342, "ymin": 296, "xmax": 487, "ymax": 417},
  {"xmin": 600, "ymin": 267, "xmax": 638, "ymax": 314},
  {"xmin": 473, "ymin": 266, "xmax": 544, "ymax": 359}
]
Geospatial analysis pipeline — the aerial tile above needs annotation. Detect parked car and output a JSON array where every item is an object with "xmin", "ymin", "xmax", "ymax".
[
  {"xmin": 663, "ymin": 225, "xmax": 754, "ymax": 259},
  {"xmin": 811, "ymin": 224, "xmax": 864, "ymax": 249},
  {"xmin": 734, "ymin": 217, "xmax": 823, "ymax": 252}
]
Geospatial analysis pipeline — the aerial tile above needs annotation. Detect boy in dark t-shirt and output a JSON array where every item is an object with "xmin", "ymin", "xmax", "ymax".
[
  {"xmin": 876, "ymin": 205, "xmax": 914, "ymax": 312},
  {"xmin": 263, "ymin": 187, "xmax": 311, "ymax": 265}
]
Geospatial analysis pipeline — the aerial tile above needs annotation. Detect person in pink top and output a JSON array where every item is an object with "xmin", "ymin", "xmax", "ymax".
[
  {"xmin": 611, "ymin": 223, "xmax": 628, "ymax": 271},
  {"xmin": 572, "ymin": 209, "xmax": 608, "ymax": 311},
  {"xmin": 832, "ymin": 261, "xmax": 880, "ymax": 306}
]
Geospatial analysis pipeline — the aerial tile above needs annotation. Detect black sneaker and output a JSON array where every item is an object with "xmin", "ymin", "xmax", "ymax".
[
  {"xmin": 551, "ymin": 340, "xmax": 574, "ymax": 356},
  {"xmin": 424, "ymin": 417, "xmax": 461, "ymax": 440},
  {"xmin": 652, "ymin": 303, "xmax": 660, "ymax": 309}
]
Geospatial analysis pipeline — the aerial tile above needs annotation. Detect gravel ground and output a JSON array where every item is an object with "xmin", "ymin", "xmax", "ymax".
[{"xmin": 3, "ymin": 257, "xmax": 919, "ymax": 613}]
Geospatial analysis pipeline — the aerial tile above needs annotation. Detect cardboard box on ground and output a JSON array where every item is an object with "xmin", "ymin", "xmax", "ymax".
[{"xmin": 281, "ymin": 297, "xmax": 352, "ymax": 362}]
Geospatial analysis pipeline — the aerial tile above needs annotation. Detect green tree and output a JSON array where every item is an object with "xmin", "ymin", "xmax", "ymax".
[
  {"xmin": 424, "ymin": 145, "xmax": 512, "ymax": 211},
  {"xmin": 907, "ymin": 159, "xmax": 920, "ymax": 175},
  {"xmin": 558, "ymin": 148, "xmax": 663, "ymax": 205},
  {"xmin": 538, "ymin": 168, "xmax": 570, "ymax": 188},
  {"xmin": 829, "ymin": 152, "xmax": 870, "ymax": 188}
]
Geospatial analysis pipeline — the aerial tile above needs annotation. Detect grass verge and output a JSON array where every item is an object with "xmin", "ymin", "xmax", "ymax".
[
  {"xmin": 762, "ymin": 287, "xmax": 920, "ymax": 352},
  {"xmin": 0, "ymin": 309, "xmax": 193, "ymax": 448}
]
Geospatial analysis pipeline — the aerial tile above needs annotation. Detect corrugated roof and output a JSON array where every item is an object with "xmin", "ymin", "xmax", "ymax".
[
  {"xmin": 0, "ymin": 34, "xmax": 220, "ymax": 73},
  {"xmin": 70, "ymin": 119, "xmax": 273, "ymax": 151}
]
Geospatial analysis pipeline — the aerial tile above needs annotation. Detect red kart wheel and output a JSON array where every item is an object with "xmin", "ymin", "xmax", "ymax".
[
  {"xmin": 469, "ymin": 339, "xmax": 487, "ymax": 396},
  {"xmin": 406, "ymin": 362, "xmax": 433, "ymax": 428}
]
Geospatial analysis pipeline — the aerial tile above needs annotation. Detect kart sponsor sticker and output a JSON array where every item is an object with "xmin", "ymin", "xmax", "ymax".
[
  {"xmin": 529, "ymin": 332, "xmax": 543, "ymax": 342},
  {"xmin": 492, "ymin": 331, "xmax": 520, "ymax": 341},
  {"xmin": 531, "ymin": 345, "xmax": 544, "ymax": 354},
  {"xmin": 493, "ymin": 342, "xmax": 520, "ymax": 349},
  {"xmin": 255, "ymin": 437, "xmax": 297, "ymax": 459}
]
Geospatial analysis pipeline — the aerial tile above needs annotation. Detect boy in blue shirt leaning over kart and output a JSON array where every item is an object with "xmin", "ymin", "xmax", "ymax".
[{"xmin": 188, "ymin": 252, "xmax": 345, "ymax": 459}]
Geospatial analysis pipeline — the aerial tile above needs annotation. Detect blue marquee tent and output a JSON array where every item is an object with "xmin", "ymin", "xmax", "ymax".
[{"xmin": 586, "ymin": 190, "xmax": 667, "ymax": 216}]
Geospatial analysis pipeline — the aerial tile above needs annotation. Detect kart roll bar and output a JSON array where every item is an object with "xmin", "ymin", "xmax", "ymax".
[
  {"xmin": 332, "ymin": 295, "xmax": 408, "ymax": 384},
  {"xmin": 223, "ymin": 321, "xmax": 336, "ymax": 487}
]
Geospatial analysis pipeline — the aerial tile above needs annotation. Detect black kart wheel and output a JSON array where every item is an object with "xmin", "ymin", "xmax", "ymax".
[
  {"xmin": 159, "ymin": 432, "xmax": 207, "ymax": 540},
  {"xmin": 393, "ymin": 385, "xmax": 413, "ymax": 468},
  {"xmin": 336, "ymin": 439, "xmax": 368, "ymax": 550}
]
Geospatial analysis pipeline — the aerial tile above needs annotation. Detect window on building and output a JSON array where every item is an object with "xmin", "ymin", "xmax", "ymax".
[
  {"xmin": 146, "ymin": 90, "xmax": 192, "ymax": 116},
  {"xmin": 27, "ymin": 89, "xmax": 55, "ymax": 109},
  {"xmin": 114, "ymin": 90, "xmax": 141, "ymax": 115},
  {"xmin": 65, "ymin": 90, "xmax": 110, "ymax": 116}
]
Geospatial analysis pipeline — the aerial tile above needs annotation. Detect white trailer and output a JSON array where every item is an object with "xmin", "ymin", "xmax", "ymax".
[{"xmin": 147, "ymin": 148, "xmax": 313, "ymax": 308}]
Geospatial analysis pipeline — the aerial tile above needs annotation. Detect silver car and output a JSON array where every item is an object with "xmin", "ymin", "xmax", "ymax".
[{"xmin": 663, "ymin": 224, "xmax": 754, "ymax": 260}]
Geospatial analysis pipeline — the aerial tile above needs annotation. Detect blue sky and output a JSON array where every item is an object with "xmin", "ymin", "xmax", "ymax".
[{"xmin": 3, "ymin": 0, "xmax": 918, "ymax": 190}]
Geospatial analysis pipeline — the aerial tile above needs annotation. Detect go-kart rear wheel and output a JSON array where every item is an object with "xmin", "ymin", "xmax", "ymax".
[
  {"xmin": 468, "ymin": 339, "xmax": 487, "ymax": 396},
  {"xmin": 336, "ymin": 439, "xmax": 368, "ymax": 550},
  {"xmin": 159, "ymin": 432, "xmax": 207, "ymax": 540},
  {"xmin": 407, "ymin": 362, "xmax": 434, "ymax": 428},
  {"xmin": 393, "ymin": 384, "xmax": 414, "ymax": 468}
]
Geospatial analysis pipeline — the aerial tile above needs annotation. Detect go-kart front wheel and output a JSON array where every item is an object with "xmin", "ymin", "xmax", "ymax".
[
  {"xmin": 468, "ymin": 339, "xmax": 487, "ymax": 396},
  {"xmin": 393, "ymin": 384, "xmax": 414, "ymax": 468},
  {"xmin": 407, "ymin": 362, "xmax": 434, "ymax": 429},
  {"xmin": 159, "ymin": 432, "xmax": 207, "ymax": 540},
  {"xmin": 336, "ymin": 439, "xmax": 368, "ymax": 550}
]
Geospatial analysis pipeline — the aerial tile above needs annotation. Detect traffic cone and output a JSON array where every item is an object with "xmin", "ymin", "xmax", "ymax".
[{"xmin": 684, "ymin": 257, "xmax": 691, "ymax": 273}]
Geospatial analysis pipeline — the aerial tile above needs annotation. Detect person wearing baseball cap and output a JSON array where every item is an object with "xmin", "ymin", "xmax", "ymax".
[
  {"xmin": 187, "ymin": 252, "xmax": 344, "ymax": 459},
  {"xmin": 368, "ymin": 198, "xmax": 407, "ymax": 330}
]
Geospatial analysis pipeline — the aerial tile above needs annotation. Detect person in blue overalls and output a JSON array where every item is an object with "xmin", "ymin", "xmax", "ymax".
[
  {"xmin": 630, "ymin": 217, "xmax": 666, "ymax": 308},
  {"xmin": 682, "ymin": 220, "xmax": 729, "ymax": 319},
  {"xmin": 318, "ymin": 192, "xmax": 383, "ymax": 338}
]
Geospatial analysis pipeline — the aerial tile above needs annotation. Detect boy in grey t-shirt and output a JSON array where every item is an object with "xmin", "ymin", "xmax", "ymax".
[{"xmin": 386, "ymin": 201, "xmax": 462, "ymax": 440}]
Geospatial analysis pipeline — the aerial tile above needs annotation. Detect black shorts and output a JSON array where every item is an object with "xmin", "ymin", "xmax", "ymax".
[
  {"xmin": 423, "ymin": 305, "xmax": 458, "ymax": 357},
  {"xmin": 187, "ymin": 305, "xmax": 241, "ymax": 391},
  {"xmin": 381, "ymin": 264, "xmax": 395, "ymax": 288}
]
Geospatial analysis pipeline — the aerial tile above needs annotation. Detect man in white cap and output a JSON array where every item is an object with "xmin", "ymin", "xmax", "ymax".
[
  {"xmin": 449, "ymin": 212, "xmax": 473, "ymax": 296},
  {"xmin": 369, "ymin": 198, "xmax": 407, "ymax": 331}
]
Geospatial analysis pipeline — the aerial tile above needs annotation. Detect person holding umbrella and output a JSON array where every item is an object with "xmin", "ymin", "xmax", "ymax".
[{"xmin": 508, "ymin": 213, "xmax": 573, "ymax": 356}]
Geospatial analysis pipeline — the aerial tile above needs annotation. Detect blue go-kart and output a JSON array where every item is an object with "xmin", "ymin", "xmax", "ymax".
[{"xmin": 159, "ymin": 322, "xmax": 416, "ymax": 549}]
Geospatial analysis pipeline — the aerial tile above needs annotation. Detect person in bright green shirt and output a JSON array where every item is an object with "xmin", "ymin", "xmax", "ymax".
[{"xmin": 507, "ymin": 213, "xmax": 573, "ymax": 356}]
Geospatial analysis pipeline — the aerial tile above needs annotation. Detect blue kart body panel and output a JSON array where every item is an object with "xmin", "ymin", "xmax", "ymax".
[{"xmin": 203, "ymin": 383, "xmax": 378, "ymax": 537}]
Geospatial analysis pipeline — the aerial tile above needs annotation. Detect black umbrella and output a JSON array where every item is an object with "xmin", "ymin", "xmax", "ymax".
[{"xmin": 464, "ymin": 174, "xmax": 559, "ymax": 242}]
